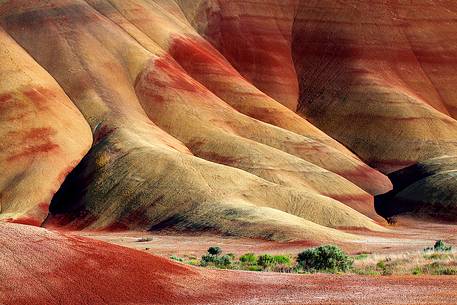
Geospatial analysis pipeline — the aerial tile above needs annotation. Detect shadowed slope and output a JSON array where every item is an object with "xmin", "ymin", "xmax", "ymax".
[
  {"xmin": 376, "ymin": 156, "xmax": 457, "ymax": 221},
  {"xmin": 0, "ymin": 27, "xmax": 92, "ymax": 224}
]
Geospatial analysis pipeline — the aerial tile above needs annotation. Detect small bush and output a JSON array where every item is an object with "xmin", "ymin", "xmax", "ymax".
[
  {"xmin": 170, "ymin": 255, "xmax": 183, "ymax": 262},
  {"xmin": 421, "ymin": 262, "xmax": 457, "ymax": 275},
  {"xmin": 434, "ymin": 240, "xmax": 452, "ymax": 252},
  {"xmin": 200, "ymin": 250, "xmax": 232, "ymax": 268},
  {"xmin": 208, "ymin": 246, "xmax": 222, "ymax": 256},
  {"xmin": 257, "ymin": 254, "xmax": 275, "ymax": 268},
  {"xmin": 424, "ymin": 240, "xmax": 452, "ymax": 252},
  {"xmin": 411, "ymin": 266, "xmax": 423, "ymax": 275},
  {"xmin": 376, "ymin": 259, "xmax": 393, "ymax": 275},
  {"xmin": 187, "ymin": 259, "xmax": 199, "ymax": 266},
  {"xmin": 200, "ymin": 254, "xmax": 216, "ymax": 266},
  {"xmin": 297, "ymin": 245, "xmax": 353, "ymax": 273},
  {"xmin": 272, "ymin": 255, "xmax": 291, "ymax": 265},
  {"xmin": 354, "ymin": 253, "xmax": 369, "ymax": 260},
  {"xmin": 218, "ymin": 255, "xmax": 232, "ymax": 267},
  {"xmin": 256, "ymin": 254, "xmax": 291, "ymax": 269},
  {"xmin": 239, "ymin": 253, "xmax": 257, "ymax": 264}
]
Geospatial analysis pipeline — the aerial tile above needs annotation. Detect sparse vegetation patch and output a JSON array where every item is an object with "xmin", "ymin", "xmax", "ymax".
[{"xmin": 167, "ymin": 243, "xmax": 456, "ymax": 276}]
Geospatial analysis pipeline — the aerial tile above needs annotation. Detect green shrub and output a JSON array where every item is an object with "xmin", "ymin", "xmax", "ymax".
[
  {"xmin": 297, "ymin": 245, "xmax": 353, "ymax": 273},
  {"xmin": 272, "ymin": 255, "xmax": 291, "ymax": 265},
  {"xmin": 376, "ymin": 260, "xmax": 393, "ymax": 275},
  {"xmin": 354, "ymin": 253, "xmax": 369, "ymax": 260},
  {"xmin": 170, "ymin": 255, "xmax": 183, "ymax": 262},
  {"xmin": 411, "ymin": 266, "xmax": 423, "ymax": 275},
  {"xmin": 257, "ymin": 254, "xmax": 275, "ymax": 267},
  {"xmin": 423, "ymin": 262, "xmax": 457, "ymax": 275},
  {"xmin": 200, "ymin": 252, "xmax": 232, "ymax": 268},
  {"xmin": 239, "ymin": 253, "xmax": 257, "ymax": 264},
  {"xmin": 434, "ymin": 240, "xmax": 452, "ymax": 252},
  {"xmin": 200, "ymin": 254, "xmax": 217, "ymax": 266},
  {"xmin": 208, "ymin": 246, "xmax": 222, "ymax": 256},
  {"xmin": 424, "ymin": 240, "xmax": 452, "ymax": 252},
  {"xmin": 187, "ymin": 259, "xmax": 199, "ymax": 266},
  {"xmin": 218, "ymin": 255, "xmax": 232, "ymax": 267}
]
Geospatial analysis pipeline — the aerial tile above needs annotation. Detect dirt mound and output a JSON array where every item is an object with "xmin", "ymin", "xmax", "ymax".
[{"xmin": 0, "ymin": 222, "xmax": 199, "ymax": 304}]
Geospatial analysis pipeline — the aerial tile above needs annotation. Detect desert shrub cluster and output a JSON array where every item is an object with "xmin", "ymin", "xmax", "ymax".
[
  {"xmin": 169, "ymin": 245, "xmax": 353, "ymax": 273},
  {"xmin": 167, "ymin": 240, "xmax": 455, "ymax": 276},
  {"xmin": 297, "ymin": 245, "xmax": 353, "ymax": 273}
]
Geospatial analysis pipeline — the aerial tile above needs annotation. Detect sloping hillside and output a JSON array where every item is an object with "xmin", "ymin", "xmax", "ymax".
[{"xmin": 1, "ymin": 0, "xmax": 457, "ymax": 239}]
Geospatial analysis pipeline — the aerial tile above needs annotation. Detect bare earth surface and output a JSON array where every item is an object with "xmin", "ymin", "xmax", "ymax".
[
  {"xmin": 74, "ymin": 219, "xmax": 457, "ymax": 304},
  {"xmin": 81, "ymin": 218, "xmax": 457, "ymax": 257},
  {"xmin": 1, "ymin": 221, "xmax": 457, "ymax": 304}
]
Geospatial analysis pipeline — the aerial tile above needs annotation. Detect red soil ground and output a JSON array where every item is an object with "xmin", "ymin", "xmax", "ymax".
[{"xmin": 2, "ymin": 221, "xmax": 456, "ymax": 305}]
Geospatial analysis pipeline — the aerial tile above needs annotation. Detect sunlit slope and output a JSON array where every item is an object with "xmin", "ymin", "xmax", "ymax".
[
  {"xmin": 89, "ymin": 0, "xmax": 392, "ymax": 197},
  {"xmin": 0, "ymin": 0, "xmax": 385, "ymax": 241},
  {"xmin": 0, "ymin": 28, "xmax": 92, "ymax": 225},
  {"xmin": 183, "ymin": 0, "xmax": 457, "ymax": 174},
  {"xmin": 178, "ymin": 0, "xmax": 457, "ymax": 221}
]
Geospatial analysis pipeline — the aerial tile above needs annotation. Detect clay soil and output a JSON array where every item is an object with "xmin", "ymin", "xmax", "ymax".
[
  {"xmin": 2, "ymin": 220, "xmax": 456, "ymax": 305},
  {"xmin": 71, "ymin": 217, "xmax": 457, "ymax": 304}
]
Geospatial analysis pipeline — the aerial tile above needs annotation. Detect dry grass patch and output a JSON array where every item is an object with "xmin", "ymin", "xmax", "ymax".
[{"xmin": 353, "ymin": 250, "xmax": 457, "ymax": 275}]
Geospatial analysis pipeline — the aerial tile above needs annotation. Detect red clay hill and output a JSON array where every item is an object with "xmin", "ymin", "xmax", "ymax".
[
  {"xmin": 0, "ymin": 0, "xmax": 456, "ymax": 237},
  {"xmin": 1, "ymin": 0, "xmax": 456, "ymax": 235},
  {"xmin": 2, "ymin": 0, "xmax": 457, "ymax": 303}
]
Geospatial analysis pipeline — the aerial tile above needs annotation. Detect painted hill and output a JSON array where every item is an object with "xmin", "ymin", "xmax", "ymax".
[
  {"xmin": 1, "ymin": 0, "xmax": 457, "ymax": 239},
  {"xmin": 187, "ymin": 0, "xmax": 457, "ymax": 173}
]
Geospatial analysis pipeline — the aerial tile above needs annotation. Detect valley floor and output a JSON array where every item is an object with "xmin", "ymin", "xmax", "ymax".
[
  {"xmin": 81, "ymin": 218, "xmax": 457, "ymax": 257},
  {"xmin": 74, "ymin": 218, "xmax": 457, "ymax": 304},
  {"xmin": 2, "ymin": 220, "xmax": 456, "ymax": 305}
]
